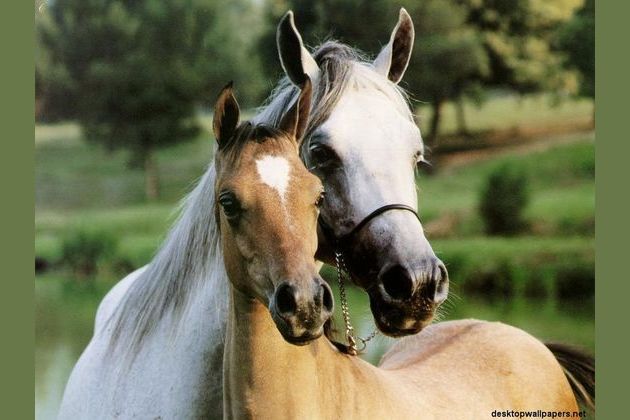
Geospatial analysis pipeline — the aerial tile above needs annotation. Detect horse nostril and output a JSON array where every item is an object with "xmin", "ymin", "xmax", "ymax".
[
  {"xmin": 275, "ymin": 283, "xmax": 297, "ymax": 315},
  {"xmin": 381, "ymin": 265, "xmax": 415, "ymax": 300},
  {"xmin": 321, "ymin": 284, "xmax": 334, "ymax": 313}
]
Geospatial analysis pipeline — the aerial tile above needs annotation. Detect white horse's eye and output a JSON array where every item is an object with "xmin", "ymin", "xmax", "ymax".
[
  {"xmin": 315, "ymin": 191, "xmax": 326, "ymax": 207},
  {"xmin": 309, "ymin": 143, "xmax": 337, "ymax": 167}
]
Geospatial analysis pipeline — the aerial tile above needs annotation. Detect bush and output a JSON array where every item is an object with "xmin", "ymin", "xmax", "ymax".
[
  {"xmin": 61, "ymin": 229, "xmax": 118, "ymax": 279},
  {"xmin": 460, "ymin": 260, "xmax": 515, "ymax": 298},
  {"xmin": 556, "ymin": 263, "xmax": 595, "ymax": 300},
  {"xmin": 479, "ymin": 164, "xmax": 529, "ymax": 235}
]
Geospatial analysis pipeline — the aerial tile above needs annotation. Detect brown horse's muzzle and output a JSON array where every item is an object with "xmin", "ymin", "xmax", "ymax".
[{"xmin": 270, "ymin": 277, "xmax": 334, "ymax": 345}]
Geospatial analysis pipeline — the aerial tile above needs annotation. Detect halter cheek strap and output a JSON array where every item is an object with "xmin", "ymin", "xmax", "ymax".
[
  {"xmin": 318, "ymin": 203, "xmax": 421, "ymax": 249},
  {"xmin": 318, "ymin": 203, "xmax": 421, "ymax": 355}
]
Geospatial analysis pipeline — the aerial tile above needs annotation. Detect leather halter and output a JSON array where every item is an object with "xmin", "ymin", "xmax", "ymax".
[
  {"xmin": 318, "ymin": 204, "xmax": 421, "ymax": 250},
  {"xmin": 319, "ymin": 203, "xmax": 421, "ymax": 355}
]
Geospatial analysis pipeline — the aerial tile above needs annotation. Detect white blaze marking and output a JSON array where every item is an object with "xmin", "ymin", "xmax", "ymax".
[{"xmin": 256, "ymin": 155, "xmax": 291, "ymax": 202}]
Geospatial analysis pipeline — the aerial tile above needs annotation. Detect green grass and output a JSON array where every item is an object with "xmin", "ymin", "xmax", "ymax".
[
  {"xmin": 35, "ymin": 126, "xmax": 214, "ymax": 210},
  {"xmin": 36, "ymin": 205, "xmax": 172, "ymax": 268},
  {"xmin": 416, "ymin": 93, "xmax": 593, "ymax": 136},
  {"xmin": 419, "ymin": 136, "xmax": 594, "ymax": 236}
]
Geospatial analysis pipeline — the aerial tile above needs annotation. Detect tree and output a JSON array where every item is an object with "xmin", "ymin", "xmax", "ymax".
[
  {"xmin": 257, "ymin": 0, "xmax": 398, "ymax": 82},
  {"xmin": 557, "ymin": 0, "xmax": 594, "ymax": 99},
  {"xmin": 457, "ymin": 0, "xmax": 583, "ymax": 94},
  {"xmin": 402, "ymin": 0, "xmax": 489, "ymax": 147},
  {"xmin": 37, "ymin": 0, "xmax": 264, "ymax": 200},
  {"xmin": 258, "ymin": 0, "xmax": 488, "ymax": 148}
]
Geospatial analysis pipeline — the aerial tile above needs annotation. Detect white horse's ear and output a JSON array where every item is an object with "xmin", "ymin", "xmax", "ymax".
[
  {"xmin": 373, "ymin": 8, "xmax": 415, "ymax": 84},
  {"xmin": 280, "ymin": 77, "xmax": 312, "ymax": 144},
  {"xmin": 277, "ymin": 11, "xmax": 320, "ymax": 87},
  {"xmin": 213, "ymin": 81, "xmax": 240, "ymax": 149}
]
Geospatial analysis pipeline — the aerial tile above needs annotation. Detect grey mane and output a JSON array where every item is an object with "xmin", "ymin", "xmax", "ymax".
[
  {"xmin": 108, "ymin": 40, "xmax": 415, "ymax": 358},
  {"xmin": 108, "ymin": 165, "xmax": 226, "ymax": 355}
]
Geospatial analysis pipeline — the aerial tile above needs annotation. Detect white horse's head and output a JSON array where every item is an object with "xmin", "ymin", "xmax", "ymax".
[{"xmin": 269, "ymin": 10, "xmax": 449, "ymax": 337}]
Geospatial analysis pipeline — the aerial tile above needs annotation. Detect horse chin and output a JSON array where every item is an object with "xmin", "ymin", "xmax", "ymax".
[
  {"xmin": 281, "ymin": 330, "xmax": 323, "ymax": 346},
  {"xmin": 368, "ymin": 292, "xmax": 435, "ymax": 338},
  {"xmin": 270, "ymin": 313, "xmax": 324, "ymax": 346}
]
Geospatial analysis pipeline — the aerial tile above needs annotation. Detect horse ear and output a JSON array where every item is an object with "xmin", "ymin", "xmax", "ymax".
[
  {"xmin": 277, "ymin": 11, "xmax": 320, "ymax": 87},
  {"xmin": 373, "ymin": 8, "xmax": 415, "ymax": 84},
  {"xmin": 213, "ymin": 82, "xmax": 240, "ymax": 148},
  {"xmin": 279, "ymin": 77, "xmax": 312, "ymax": 144}
]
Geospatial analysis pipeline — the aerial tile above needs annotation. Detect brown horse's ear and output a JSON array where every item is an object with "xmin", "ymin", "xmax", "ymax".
[
  {"xmin": 213, "ymin": 81, "xmax": 240, "ymax": 148},
  {"xmin": 373, "ymin": 8, "xmax": 415, "ymax": 84},
  {"xmin": 279, "ymin": 77, "xmax": 312, "ymax": 144}
]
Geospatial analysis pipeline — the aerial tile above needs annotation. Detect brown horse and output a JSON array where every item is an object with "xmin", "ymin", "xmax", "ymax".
[{"xmin": 213, "ymin": 82, "xmax": 593, "ymax": 419}]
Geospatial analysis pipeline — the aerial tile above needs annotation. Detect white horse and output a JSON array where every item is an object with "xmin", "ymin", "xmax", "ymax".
[{"xmin": 59, "ymin": 10, "xmax": 448, "ymax": 419}]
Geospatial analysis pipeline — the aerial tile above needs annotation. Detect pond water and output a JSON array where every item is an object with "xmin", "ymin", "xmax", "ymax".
[{"xmin": 35, "ymin": 275, "xmax": 594, "ymax": 420}]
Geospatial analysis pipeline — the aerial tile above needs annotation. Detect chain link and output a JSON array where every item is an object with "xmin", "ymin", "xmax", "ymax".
[{"xmin": 334, "ymin": 251, "xmax": 378, "ymax": 355}]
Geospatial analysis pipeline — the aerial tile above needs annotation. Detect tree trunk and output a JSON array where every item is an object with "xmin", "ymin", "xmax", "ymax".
[
  {"xmin": 144, "ymin": 151, "xmax": 160, "ymax": 201},
  {"xmin": 455, "ymin": 96, "xmax": 469, "ymax": 136},
  {"xmin": 427, "ymin": 98, "xmax": 444, "ymax": 149}
]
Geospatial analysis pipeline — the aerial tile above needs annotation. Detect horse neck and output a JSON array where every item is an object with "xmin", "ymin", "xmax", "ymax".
[{"xmin": 223, "ymin": 283, "xmax": 397, "ymax": 419}]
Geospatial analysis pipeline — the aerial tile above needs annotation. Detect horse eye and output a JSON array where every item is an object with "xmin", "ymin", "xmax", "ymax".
[
  {"xmin": 315, "ymin": 191, "xmax": 326, "ymax": 208},
  {"xmin": 219, "ymin": 191, "xmax": 241, "ymax": 219},
  {"xmin": 309, "ymin": 144, "xmax": 336, "ymax": 166}
]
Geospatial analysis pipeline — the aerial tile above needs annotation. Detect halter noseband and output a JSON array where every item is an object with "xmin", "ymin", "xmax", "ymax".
[{"xmin": 318, "ymin": 203, "xmax": 421, "ymax": 249}]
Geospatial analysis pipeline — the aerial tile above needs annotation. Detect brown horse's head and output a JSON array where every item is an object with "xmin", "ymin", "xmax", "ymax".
[{"xmin": 213, "ymin": 81, "xmax": 332, "ymax": 345}]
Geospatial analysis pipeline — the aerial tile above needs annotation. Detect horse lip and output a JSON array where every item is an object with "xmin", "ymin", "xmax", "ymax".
[
  {"xmin": 369, "ymin": 294, "xmax": 432, "ymax": 337},
  {"xmin": 284, "ymin": 330, "xmax": 323, "ymax": 346},
  {"xmin": 373, "ymin": 314, "xmax": 424, "ymax": 337}
]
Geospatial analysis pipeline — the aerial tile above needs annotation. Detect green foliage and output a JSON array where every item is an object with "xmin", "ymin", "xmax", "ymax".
[
  {"xmin": 257, "ymin": 0, "xmax": 398, "ymax": 81},
  {"xmin": 403, "ymin": 0, "xmax": 490, "ymax": 143},
  {"xmin": 479, "ymin": 163, "xmax": 530, "ymax": 235},
  {"xmin": 403, "ymin": 0, "xmax": 489, "ymax": 99},
  {"xmin": 457, "ymin": 0, "xmax": 583, "ymax": 94},
  {"xmin": 555, "ymin": 260, "xmax": 594, "ymax": 300},
  {"xmin": 61, "ymin": 229, "xmax": 119, "ymax": 279},
  {"xmin": 557, "ymin": 0, "xmax": 594, "ymax": 98},
  {"xmin": 434, "ymin": 236, "xmax": 594, "ymax": 300},
  {"xmin": 36, "ymin": 0, "xmax": 265, "ymax": 198}
]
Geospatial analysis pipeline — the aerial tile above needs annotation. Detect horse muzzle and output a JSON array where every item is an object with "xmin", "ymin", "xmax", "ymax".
[
  {"xmin": 270, "ymin": 278, "xmax": 334, "ymax": 345},
  {"xmin": 369, "ymin": 259, "xmax": 449, "ymax": 337}
]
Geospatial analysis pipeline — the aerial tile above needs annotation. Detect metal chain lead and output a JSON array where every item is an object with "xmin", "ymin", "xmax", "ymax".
[{"xmin": 334, "ymin": 251, "xmax": 378, "ymax": 356}]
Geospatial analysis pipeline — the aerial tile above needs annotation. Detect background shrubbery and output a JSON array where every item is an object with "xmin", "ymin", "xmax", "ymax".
[
  {"xmin": 60, "ymin": 229, "xmax": 118, "ymax": 279},
  {"xmin": 479, "ymin": 164, "xmax": 530, "ymax": 235}
]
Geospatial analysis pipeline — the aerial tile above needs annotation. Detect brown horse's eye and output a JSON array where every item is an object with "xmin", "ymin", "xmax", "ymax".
[{"xmin": 219, "ymin": 191, "xmax": 241, "ymax": 220}]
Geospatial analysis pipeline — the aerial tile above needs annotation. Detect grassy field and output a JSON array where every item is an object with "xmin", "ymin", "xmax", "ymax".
[
  {"xmin": 35, "ymin": 93, "xmax": 595, "ymax": 295},
  {"xmin": 416, "ymin": 92, "xmax": 593, "ymax": 136}
]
